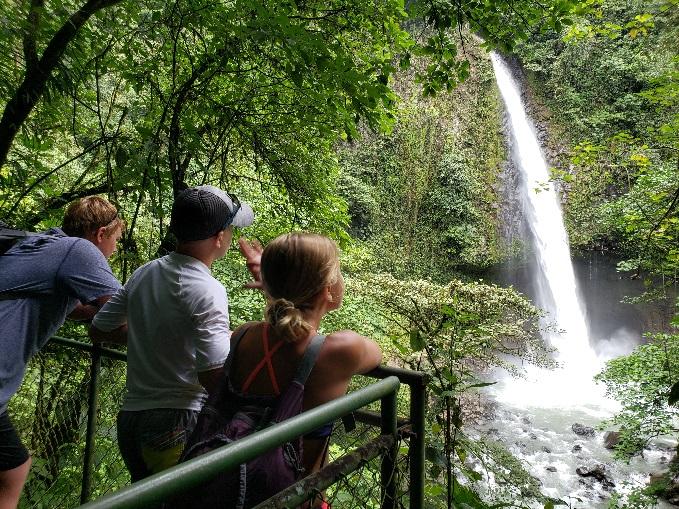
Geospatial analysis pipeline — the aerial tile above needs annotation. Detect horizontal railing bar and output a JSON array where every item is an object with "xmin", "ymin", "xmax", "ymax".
[
  {"xmin": 254, "ymin": 433, "xmax": 396, "ymax": 508},
  {"xmin": 49, "ymin": 336, "xmax": 127, "ymax": 361},
  {"xmin": 47, "ymin": 336, "xmax": 426, "ymax": 387},
  {"xmin": 79, "ymin": 376, "xmax": 400, "ymax": 509}
]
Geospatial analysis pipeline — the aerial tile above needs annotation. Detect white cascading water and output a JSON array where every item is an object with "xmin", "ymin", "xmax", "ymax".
[
  {"xmin": 485, "ymin": 54, "xmax": 674, "ymax": 507},
  {"xmin": 489, "ymin": 53, "xmax": 609, "ymax": 410}
]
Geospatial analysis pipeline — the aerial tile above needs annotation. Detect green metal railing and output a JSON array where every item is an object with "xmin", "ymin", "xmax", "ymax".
[
  {"xmin": 49, "ymin": 337, "xmax": 127, "ymax": 505},
  {"xmin": 80, "ymin": 377, "xmax": 401, "ymax": 509},
  {"xmin": 14, "ymin": 336, "xmax": 428, "ymax": 508}
]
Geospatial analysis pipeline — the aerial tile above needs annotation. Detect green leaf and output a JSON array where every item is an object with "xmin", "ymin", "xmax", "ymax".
[
  {"xmin": 425, "ymin": 484, "xmax": 445, "ymax": 497},
  {"xmin": 451, "ymin": 482, "xmax": 487, "ymax": 508},
  {"xmin": 425, "ymin": 446, "xmax": 446, "ymax": 467},
  {"xmin": 457, "ymin": 448, "xmax": 466, "ymax": 463},
  {"xmin": 467, "ymin": 469, "xmax": 482, "ymax": 481},
  {"xmin": 671, "ymin": 314, "xmax": 679, "ymax": 328},
  {"xmin": 463, "ymin": 381, "xmax": 498, "ymax": 390},
  {"xmin": 410, "ymin": 328, "xmax": 424, "ymax": 351}
]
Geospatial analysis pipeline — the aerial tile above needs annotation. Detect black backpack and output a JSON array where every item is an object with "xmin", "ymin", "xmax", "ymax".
[
  {"xmin": 166, "ymin": 327, "xmax": 326, "ymax": 509},
  {"xmin": 0, "ymin": 221, "xmax": 37, "ymax": 255}
]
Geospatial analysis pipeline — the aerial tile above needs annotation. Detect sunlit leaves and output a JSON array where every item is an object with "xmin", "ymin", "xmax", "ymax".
[
  {"xmin": 329, "ymin": 271, "xmax": 553, "ymax": 507},
  {"xmin": 1, "ymin": 0, "xmax": 578, "ymax": 252},
  {"xmin": 626, "ymin": 13, "xmax": 655, "ymax": 39},
  {"xmin": 596, "ymin": 325, "xmax": 679, "ymax": 459}
]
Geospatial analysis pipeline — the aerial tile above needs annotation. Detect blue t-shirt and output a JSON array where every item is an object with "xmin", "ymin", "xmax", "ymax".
[{"xmin": 0, "ymin": 228, "xmax": 121, "ymax": 412}]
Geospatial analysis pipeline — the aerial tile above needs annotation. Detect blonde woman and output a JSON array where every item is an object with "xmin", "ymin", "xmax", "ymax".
[{"xmin": 232, "ymin": 233, "xmax": 382, "ymax": 478}]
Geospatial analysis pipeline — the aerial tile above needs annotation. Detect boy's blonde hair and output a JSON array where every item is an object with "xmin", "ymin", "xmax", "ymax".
[
  {"xmin": 62, "ymin": 196, "xmax": 124, "ymax": 238},
  {"xmin": 261, "ymin": 233, "xmax": 340, "ymax": 343}
]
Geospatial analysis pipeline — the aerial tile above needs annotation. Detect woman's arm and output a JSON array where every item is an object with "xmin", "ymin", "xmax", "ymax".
[{"xmin": 301, "ymin": 331, "xmax": 382, "ymax": 480}]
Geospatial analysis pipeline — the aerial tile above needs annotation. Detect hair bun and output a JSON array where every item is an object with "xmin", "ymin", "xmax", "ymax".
[
  {"xmin": 268, "ymin": 298, "xmax": 296, "ymax": 321},
  {"xmin": 265, "ymin": 298, "xmax": 311, "ymax": 343}
]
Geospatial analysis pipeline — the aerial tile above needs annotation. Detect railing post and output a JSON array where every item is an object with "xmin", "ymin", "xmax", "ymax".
[
  {"xmin": 380, "ymin": 388, "xmax": 398, "ymax": 509},
  {"xmin": 409, "ymin": 379, "xmax": 426, "ymax": 509},
  {"xmin": 80, "ymin": 345, "xmax": 101, "ymax": 504}
]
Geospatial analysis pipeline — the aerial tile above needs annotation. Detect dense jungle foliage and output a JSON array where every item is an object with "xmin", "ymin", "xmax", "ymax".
[{"xmin": 1, "ymin": 0, "xmax": 678, "ymax": 508}]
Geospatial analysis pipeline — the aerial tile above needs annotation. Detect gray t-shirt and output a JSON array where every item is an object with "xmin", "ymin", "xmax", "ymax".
[{"xmin": 0, "ymin": 228, "xmax": 121, "ymax": 412}]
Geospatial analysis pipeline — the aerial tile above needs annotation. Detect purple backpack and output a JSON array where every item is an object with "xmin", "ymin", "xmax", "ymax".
[{"xmin": 166, "ymin": 328, "xmax": 325, "ymax": 509}]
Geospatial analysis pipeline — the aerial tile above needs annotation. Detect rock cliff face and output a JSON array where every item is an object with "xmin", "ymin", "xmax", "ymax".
[
  {"xmin": 495, "ymin": 122, "xmax": 524, "ymax": 249},
  {"xmin": 493, "ymin": 56, "xmax": 569, "ymax": 259},
  {"xmin": 493, "ymin": 57, "xmax": 526, "ymax": 260}
]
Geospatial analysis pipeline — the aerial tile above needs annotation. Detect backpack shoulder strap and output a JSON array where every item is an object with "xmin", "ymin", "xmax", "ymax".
[
  {"xmin": 0, "ymin": 221, "xmax": 39, "ymax": 240},
  {"xmin": 267, "ymin": 334, "xmax": 325, "ymax": 424},
  {"xmin": 0, "ymin": 230, "xmax": 38, "ymax": 239},
  {"xmin": 0, "ymin": 226, "xmax": 38, "ymax": 250},
  {"xmin": 292, "ymin": 334, "xmax": 325, "ymax": 386}
]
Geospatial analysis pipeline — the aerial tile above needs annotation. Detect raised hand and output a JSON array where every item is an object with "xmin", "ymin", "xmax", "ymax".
[{"xmin": 238, "ymin": 237, "xmax": 263, "ymax": 289}]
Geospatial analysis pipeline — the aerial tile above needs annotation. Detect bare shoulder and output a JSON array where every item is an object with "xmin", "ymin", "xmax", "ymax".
[
  {"xmin": 320, "ymin": 330, "xmax": 382, "ymax": 375},
  {"xmin": 324, "ymin": 329, "xmax": 365, "ymax": 342},
  {"xmin": 322, "ymin": 329, "xmax": 368, "ymax": 352},
  {"xmin": 230, "ymin": 321, "xmax": 260, "ymax": 341},
  {"xmin": 234, "ymin": 320, "xmax": 261, "ymax": 331}
]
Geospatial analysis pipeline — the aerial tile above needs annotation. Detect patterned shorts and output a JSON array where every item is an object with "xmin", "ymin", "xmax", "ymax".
[{"xmin": 117, "ymin": 408, "xmax": 198, "ymax": 482}]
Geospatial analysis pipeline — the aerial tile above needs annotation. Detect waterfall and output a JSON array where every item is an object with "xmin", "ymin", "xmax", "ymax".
[
  {"xmin": 490, "ymin": 53, "xmax": 609, "ymax": 410},
  {"xmin": 480, "ymin": 55, "xmax": 671, "ymax": 507}
]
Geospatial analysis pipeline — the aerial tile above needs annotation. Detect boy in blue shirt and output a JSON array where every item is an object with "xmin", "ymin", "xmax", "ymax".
[{"xmin": 0, "ymin": 196, "xmax": 123, "ymax": 507}]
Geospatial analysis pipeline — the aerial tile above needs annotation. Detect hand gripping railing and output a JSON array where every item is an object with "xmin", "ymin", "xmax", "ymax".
[{"xmin": 79, "ymin": 376, "xmax": 401, "ymax": 509}]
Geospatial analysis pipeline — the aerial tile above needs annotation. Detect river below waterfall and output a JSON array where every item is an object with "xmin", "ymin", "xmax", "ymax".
[
  {"xmin": 483, "ymin": 253, "xmax": 676, "ymax": 508},
  {"xmin": 482, "ymin": 54, "xmax": 677, "ymax": 507},
  {"xmin": 475, "ymin": 399, "xmax": 675, "ymax": 508},
  {"xmin": 482, "ymin": 259, "xmax": 676, "ymax": 507}
]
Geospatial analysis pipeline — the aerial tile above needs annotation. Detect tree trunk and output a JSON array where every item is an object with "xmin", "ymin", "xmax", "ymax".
[{"xmin": 0, "ymin": 0, "xmax": 124, "ymax": 169}]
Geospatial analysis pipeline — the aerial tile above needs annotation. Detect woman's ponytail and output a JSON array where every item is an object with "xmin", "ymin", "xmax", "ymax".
[{"xmin": 265, "ymin": 298, "xmax": 313, "ymax": 343}]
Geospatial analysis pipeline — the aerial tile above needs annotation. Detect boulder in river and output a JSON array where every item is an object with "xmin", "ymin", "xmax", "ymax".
[
  {"xmin": 572, "ymin": 423, "xmax": 596, "ymax": 437},
  {"xmin": 650, "ymin": 471, "xmax": 667, "ymax": 484},
  {"xmin": 572, "ymin": 444, "xmax": 582, "ymax": 453},
  {"xmin": 576, "ymin": 464, "xmax": 615, "ymax": 489},
  {"xmin": 603, "ymin": 431, "xmax": 621, "ymax": 449}
]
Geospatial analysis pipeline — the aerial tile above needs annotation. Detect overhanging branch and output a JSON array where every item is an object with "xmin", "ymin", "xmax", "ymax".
[{"xmin": 0, "ymin": 0, "xmax": 125, "ymax": 170}]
